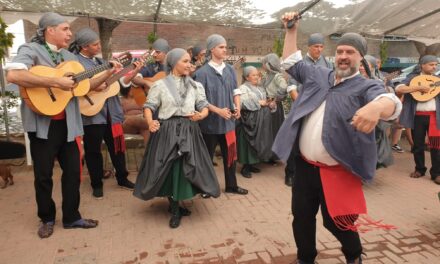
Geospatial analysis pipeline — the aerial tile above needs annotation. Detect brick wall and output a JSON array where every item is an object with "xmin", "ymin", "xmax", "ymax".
[{"xmin": 22, "ymin": 17, "xmax": 419, "ymax": 59}]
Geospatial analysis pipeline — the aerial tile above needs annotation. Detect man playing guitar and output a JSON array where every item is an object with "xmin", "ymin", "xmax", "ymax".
[
  {"xmin": 396, "ymin": 55, "xmax": 440, "ymax": 185},
  {"xmin": 5, "ymin": 12, "xmax": 104, "ymax": 238},
  {"xmin": 68, "ymin": 28, "xmax": 141, "ymax": 199},
  {"xmin": 124, "ymin": 38, "xmax": 170, "ymax": 93}
]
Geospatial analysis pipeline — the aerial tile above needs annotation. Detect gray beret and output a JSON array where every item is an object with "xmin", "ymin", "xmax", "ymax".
[
  {"xmin": 336, "ymin": 33, "xmax": 367, "ymax": 56},
  {"xmin": 364, "ymin": 55, "xmax": 377, "ymax": 67},
  {"xmin": 74, "ymin": 28, "xmax": 99, "ymax": 47},
  {"xmin": 419, "ymin": 55, "xmax": 438, "ymax": 65},
  {"xmin": 243, "ymin": 66, "xmax": 257, "ymax": 78},
  {"xmin": 308, "ymin": 33, "xmax": 324, "ymax": 46},
  {"xmin": 153, "ymin": 38, "xmax": 170, "ymax": 53},
  {"xmin": 165, "ymin": 48, "xmax": 187, "ymax": 73},
  {"xmin": 207, "ymin": 34, "xmax": 227, "ymax": 51},
  {"xmin": 38, "ymin": 12, "xmax": 67, "ymax": 30}
]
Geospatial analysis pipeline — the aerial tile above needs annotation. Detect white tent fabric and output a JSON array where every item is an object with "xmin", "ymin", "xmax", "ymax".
[{"xmin": 1, "ymin": 0, "xmax": 440, "ymax": 43}]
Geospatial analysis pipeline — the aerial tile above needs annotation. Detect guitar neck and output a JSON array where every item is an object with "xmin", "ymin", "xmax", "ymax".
[
  {"xmin": 105, "ymin": 64, "xmax": 136, "ymax": 86},
  {"xmin": 73, "ymin": 62, "xmax": 112, "ymax": 83}
]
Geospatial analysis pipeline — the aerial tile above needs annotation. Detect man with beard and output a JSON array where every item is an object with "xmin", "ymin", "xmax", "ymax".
[{"xmin": 272, "ymin": 12, "xmax": 402, "ymax": 264}]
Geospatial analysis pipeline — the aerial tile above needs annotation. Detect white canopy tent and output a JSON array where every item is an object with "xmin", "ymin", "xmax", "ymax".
[{"xmin": 1, "ymin": 0, "xmax": 440, "ymax": 43}]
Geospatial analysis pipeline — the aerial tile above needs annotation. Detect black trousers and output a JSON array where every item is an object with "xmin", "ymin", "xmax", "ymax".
[
  {"xmin": 0, "ymin": 140, "xmax": 25, "ymax": 159},
  {"xmin": 412, "ymin": 115, "xmax": 440, "ymax": 178},
  {"xmin": 202, "ymin": 133, "xmax": 238, "ymax": 188},
  {"xmin": 28, "ymin": 120, "xmax": 81, "ymax": 224},
  {"xmin": 83, "ymin": 124, "xmax": 128, "ymax": 189},
  {"xmin": 293, "ymin": 157, "xmax": 362, "ymax": 263},
  {"xmin": 285, "ymin": 148, "xmax": 296, "ymax": 181}
]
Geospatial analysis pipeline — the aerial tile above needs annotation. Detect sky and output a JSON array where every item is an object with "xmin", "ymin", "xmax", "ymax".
[{"xmin": 252, "ymin": 0, "xmax": 356, "ymax": 24}]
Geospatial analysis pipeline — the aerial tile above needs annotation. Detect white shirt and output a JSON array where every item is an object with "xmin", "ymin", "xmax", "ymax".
[{"xmin": 284, "ymin": 50, "xmax": 402, "ymax": 165}]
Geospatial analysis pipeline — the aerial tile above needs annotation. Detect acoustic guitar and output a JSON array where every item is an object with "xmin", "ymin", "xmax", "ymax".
[
  {"xmin": 132, "ymin": 71, "xmax": 166, "ymax": 106},
  {"xmin": 79, "ymin": 53, "xmax": 136, "ymax": 116},
  {"xmin": 410, "ymin": 75, "xmax": 440, "ymax": 102},
  {"xmin": 20, "ymin": 53, "xmax": 131, "ymax": 116}
]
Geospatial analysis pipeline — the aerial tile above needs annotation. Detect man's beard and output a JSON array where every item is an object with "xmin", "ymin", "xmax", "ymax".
[{"xmin": 335, "ymin": 61, "xmax": 360, "ymax": 78}]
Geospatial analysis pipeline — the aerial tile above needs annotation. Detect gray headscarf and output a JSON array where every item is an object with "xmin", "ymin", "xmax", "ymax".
[
  {"xmin": 165, "ymin": 48, "xmax": 187, "ymax": 74},
  {"xmin": 205, "ymin": 34, "xmax": 227, "ymax": 62},
  {"xmin": 164, "ymin": 48, "xmax": 197, "ymax": 91},
  {"xmin": 152, "ymin": 38, "xmax": 170, "ymax": 53},
  {"xmin": 31, "ymin": 12, "xmax": 67, "ymax": 43},
  {"xmin": 336, "ymin": 33, "xmax": 367, "ymax": 57},
  {"xmin": 419, "ymin": 55, "xmax": 438, "ymax": 65},
  {"xmin": 243, "ymin": 66, "xmax": 257, "ymax": 78},
  {"xmin": 308, "ymin": 33, "xmax": 324, "ymax": 46},
  {"xmin": 262, "ymin": 53, "xmax": 282, "ymax": 88},
  {"xmin": 262, "ymin": 53, "xmax": 282, "ymax": 73},
  {"xmin": 364, "ymin": 55, "xmax": 377, "ymax": 68},
  {"xmin": 68, "ymin": 28, "xmax": 99, "ymax": 54}
]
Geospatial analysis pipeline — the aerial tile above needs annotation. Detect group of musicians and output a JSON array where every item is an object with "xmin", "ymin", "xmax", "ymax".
[{"xmin": 4, "ymin": 10, "xmax": 439, "ymax": 264}]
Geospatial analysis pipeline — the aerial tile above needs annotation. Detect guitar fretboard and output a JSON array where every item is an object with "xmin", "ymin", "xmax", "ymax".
[{"xmin": 73, "ymin": 62, "xmax": 112, "ymax": 83}]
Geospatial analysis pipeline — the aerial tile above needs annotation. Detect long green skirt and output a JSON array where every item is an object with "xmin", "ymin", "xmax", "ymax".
[
  {"xmin": 237, "ymin": 126, "xmax": 260, "ymax": 165},
  {"xmin": 157, "ymin": 158, "xmax": 201, "ymax": 201}
]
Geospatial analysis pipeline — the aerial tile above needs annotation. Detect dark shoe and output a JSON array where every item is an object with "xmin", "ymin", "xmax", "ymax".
[
  {"xmin": 391, "ymin": 144, "xmax": 404, "ymax": 153},
  {"xmin": 410, "ymin": 171, "xmax": 424, "ymax": 178},
  {"xmin": 92, "ymin": 188, "xmax": 103, "ymax": 200},
  {"xmin": 225, "ymin": 186, "xmax": 248, "ymax": 195},
  {"xmin": 38, "ymin": 221, "xmax": 54, "ymax": 239},
  {"xmin": 240, "ymin": 165, "xmax": 252, "ymax": 178},
  {"xmin": 265, "ymin": 160, "xmax": 278, "ymax": 166},
  {"xmin": 118, "ymin": 179, "xmax": 135, "ymax": 190},
  {"xmin": 63, "ymin": 218, "xmax": 98, "ymax": 229},
  {"xmin": 285, "ymin": 176, "xmax": 293, "ymax": 187},
  {"xmin": 169, "ymin": 214, "xmax": 181, "ymax": 228},
  {"xmin": 168, "ymin": 206, "xmax": 191, "ymax": 216},
  {"xmin": 347, "ymin": 255, "xmax": 363, "ymax": 264},
  {"xmin": 200, "ymin": 193, "xmax": 211, "ymax": 199},
  {"xmin": 433, "ymin": 176, "xmax": 440, "ymax": 185},
  {"xmin": 249, "ymin": 165, "xmax": 261, "ymax": 173}
]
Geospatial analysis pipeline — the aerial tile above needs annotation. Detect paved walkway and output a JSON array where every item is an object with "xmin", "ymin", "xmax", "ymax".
[{"xmin": 0, "ymin": 142, "xmax": 439, "ymax": 264}]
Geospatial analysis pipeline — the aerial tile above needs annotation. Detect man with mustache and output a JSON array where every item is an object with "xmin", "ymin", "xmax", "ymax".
[
  {"xmin": 5, "ymin": 13, "xmax": 102, "ymax": 238},
  {"xmin": 273, "ymin": 12, "xmax": 402, "ymax": 264}
]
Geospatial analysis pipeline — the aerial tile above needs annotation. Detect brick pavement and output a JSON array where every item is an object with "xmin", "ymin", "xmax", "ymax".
[{"xmin": 0, "ymin": 145, "xmax": 439, "ymax": 264}]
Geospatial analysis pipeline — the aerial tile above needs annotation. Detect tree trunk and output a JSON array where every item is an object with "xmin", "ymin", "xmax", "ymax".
[
  {"xmin": 0, "ymin": 63, "xmax": 10, "ymax": 141},
  {"xmin": 153, "ymin": 0, "xmax": 163, "ymax": 36},
  {"xmin": 96, "ymin": 17, "xmax": 122, "ymax": 60}
]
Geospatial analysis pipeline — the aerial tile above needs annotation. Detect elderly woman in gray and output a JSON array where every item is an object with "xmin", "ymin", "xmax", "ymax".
[
  {"xmin": 133, "ymin": 48, "xmax": 220, "ymax": 228},
  {"xmin": 261, "ymin": 53, "xmax": 288, "ymax": 164},
  {"xmin": 236, "ymin": 66, "xmax": 274, "ymax": 178}
]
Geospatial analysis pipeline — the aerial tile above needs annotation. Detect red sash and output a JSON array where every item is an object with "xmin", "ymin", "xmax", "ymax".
[
  {"xmin": 111, "ymin": 123, "xmax": 126, "ymax": 154},
  {"xmin": 303, "ymin": 157, "xmax": 396, "ymax": 233},
  {"xmin": 416, "ymin": 111, "xmax": 440, "ymax": 149},
  {"xmin": 75, "ymin": 136, "xmax": 83, "ymax": 181},
  {"xmin": 225, "ymin": 130, "xmax": 237, "ymax": 168}
]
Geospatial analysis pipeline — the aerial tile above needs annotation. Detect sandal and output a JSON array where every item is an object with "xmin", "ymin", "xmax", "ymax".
[
  {"xmin": 63, "ymin": 218, "xmax": 99, "ymax": 229},
  {"xmin": 38, "ymin": 221, "xmax": 54, "ymax": 239},
  {"xmin": 410, "ymin": 171, "xmax": 424, "ymax": 178}
]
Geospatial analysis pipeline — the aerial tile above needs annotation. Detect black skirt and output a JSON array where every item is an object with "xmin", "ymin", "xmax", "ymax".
[
  {"xmin": 133, "ymin": 117, "xmax": 220, "ymax": 201},
  {"xmin": 238, "ymin": 107, "xmax": 274, "ymax": 161}
]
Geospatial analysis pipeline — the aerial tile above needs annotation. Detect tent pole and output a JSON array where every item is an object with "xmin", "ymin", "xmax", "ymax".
[{"xmin": 384, "ymin": 8, "xmax": 440, "ymax": 35}]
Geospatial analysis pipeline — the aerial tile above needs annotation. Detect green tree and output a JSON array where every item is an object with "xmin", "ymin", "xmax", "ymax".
[
  {"xmin": 0, "ymin": 16, "xmax": 16, "ymax": 140},
  {"xmin": 379, "ymin": 41, "xmax": 388, "ymax": 65}
]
